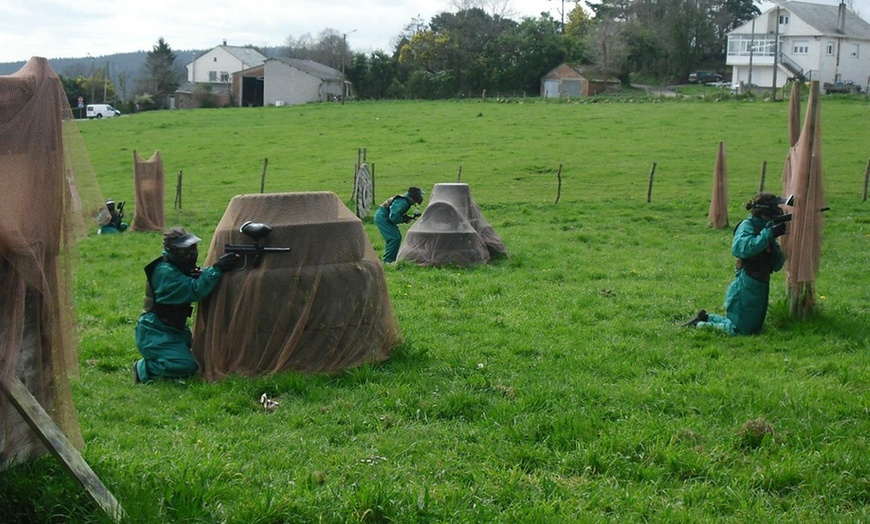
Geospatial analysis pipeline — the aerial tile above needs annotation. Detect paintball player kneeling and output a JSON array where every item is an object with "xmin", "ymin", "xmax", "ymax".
[
  {"xmin": 684, "ymin": 192, "xmax": 787, "ymax": 335},
  {"xmin": 374, "ymin": 186, "xmax": 424, "ymax": 263},
  {"xmin": 133, "ymin": 227, "xmax": 239, "ymax": 383}
]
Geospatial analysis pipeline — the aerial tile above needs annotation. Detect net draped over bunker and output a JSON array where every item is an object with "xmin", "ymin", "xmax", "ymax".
[
  {"xmin": 397, "ymin": 183, "xmax": 507, "ymax": 267},
  {"xmin": 1, "ymin": 57, "xmax": 103, "ymax": 466},
  {"xmin": 192, "ymin": 192, "xmax": 400, "ymax": 381},
  {"xmin": 130, "ymin": 150, "xmax": 165, "ymax": 232}
]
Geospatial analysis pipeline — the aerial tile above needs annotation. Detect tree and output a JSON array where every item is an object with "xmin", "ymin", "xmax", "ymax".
[{"xmin": 142, "ymin": 37, "xmax": 182, "ymax": 108}]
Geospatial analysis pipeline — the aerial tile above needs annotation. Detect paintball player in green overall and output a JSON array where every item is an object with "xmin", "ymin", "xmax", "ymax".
[
  {"xmin": 683, "ymin": 193, "xmax": 787, "ymax": 335},
  {"xmin": 133, "ymin": 228, "xmax": 239, "ymax": 383},
  {"xmin": 374, "ymin": 186, "xmax": 424, "ymax": 263},
  {"xmin": 98, "ymin": 199, "xmax": 128, "ymax": 234}
]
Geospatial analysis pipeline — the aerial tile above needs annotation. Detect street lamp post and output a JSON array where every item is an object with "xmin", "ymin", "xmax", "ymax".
[{"xmin": 341, "ymin": 29, "xmax": 357, "ymax": 105}]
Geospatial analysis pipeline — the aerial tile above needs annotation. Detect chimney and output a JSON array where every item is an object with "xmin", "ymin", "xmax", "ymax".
[
  {"xmin": 223, "ymin": 39, "xmax": 227, "ymax": 46},
  {"xmin": 838, "ymin": 1, "xmax": 846, "ymax": 34}
]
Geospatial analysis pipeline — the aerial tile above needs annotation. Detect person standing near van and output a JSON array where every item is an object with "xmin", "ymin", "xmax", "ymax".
[{"xmin": 374, "ymin": 186, "xmax": 424, "ymax": 263}]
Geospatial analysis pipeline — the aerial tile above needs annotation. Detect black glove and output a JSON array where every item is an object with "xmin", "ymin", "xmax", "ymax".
[
  {"xmin": 402, "ymin": 215, "xmax": 412, "ymax": 224},
  {"xmin": 215, "ymin": 253, "xmax": 240, "ymax": 272},
  {"xmin": 771, "ymin": 222, "xmax": 787, "ymax": 238}
]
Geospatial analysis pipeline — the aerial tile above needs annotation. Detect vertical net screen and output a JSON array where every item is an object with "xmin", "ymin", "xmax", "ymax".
[{"xmin": 0, "ymin": 57, "xmax": 102, "ymax": 466}]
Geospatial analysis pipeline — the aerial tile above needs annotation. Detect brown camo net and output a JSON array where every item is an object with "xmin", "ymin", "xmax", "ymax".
[
  {"xmin": 397, "ymin": 183, "xmax": 507, "ymax": 266},
  {"xmin": 130, "ymin": 150, "xmax": 165, "ymax": 232},
  {"xmin": 781, "ymin": 81, "xmax": 826, "ymax": 292},
  {"xmin": 707, "ymin": 141, "xmax": 729, "ymax": 229},
  {"xmin": 1, "ymin": 58, "xmax": 105, "ymax": 467},
  {"xmin": 192, "ymin": 192, "xmax": 400, "ymax": 381}
]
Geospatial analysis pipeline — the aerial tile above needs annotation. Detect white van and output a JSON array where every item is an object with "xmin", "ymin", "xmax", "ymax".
[{"xmin": 86, "ymin": 104, "xmax": 121, "ymax": 119}]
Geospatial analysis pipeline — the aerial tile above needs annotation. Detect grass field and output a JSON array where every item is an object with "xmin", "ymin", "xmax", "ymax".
[{"xmin": 2, "ymin": 94, "xmax": 868, "ymax": 523}]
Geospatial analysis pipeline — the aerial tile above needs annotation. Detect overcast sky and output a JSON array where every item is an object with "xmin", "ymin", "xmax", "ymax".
[{"xmin": 1, "ymin": 0, "xmax": 868, "ymax": 63}]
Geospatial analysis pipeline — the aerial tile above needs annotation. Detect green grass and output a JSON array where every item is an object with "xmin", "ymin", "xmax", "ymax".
[{"xmin": 2, "ymin": 95, "xmax": 869, "ymax": 523}]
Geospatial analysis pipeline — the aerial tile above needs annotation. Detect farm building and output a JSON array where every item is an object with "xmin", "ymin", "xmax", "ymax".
[
  {"xmin": 541, "ymin": 64, "xmax": 621, "ymax": 98},
  {"xmin": 261, "ymin": 58, "xmax": 344, "ymax": 106}
]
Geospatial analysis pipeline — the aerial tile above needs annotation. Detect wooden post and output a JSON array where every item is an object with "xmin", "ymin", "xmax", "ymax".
[
  {"xmin": 371, "ymin": 162, "xmax": 376, "ymax": 209},
  {"xmin": 758, "ymin": 160, "xmax": 767, "ymax": 193},
  {"xmin": 174, "ymin": 169, "xmax": 183, "ymax": 210},
  {"xmin": 554, "ymin": 164, "xmax": 563, "ymax": 204},
  {"xmin": 0, "ymin": 377, "xmax": 125, "ymax": 522},
  {"xmin": 260, "ymin": 157, "xmax": 269, "ymax": 194},
  {"xmin": 457, "ymin": 166, "xmax": 462, "ymax": 182},
  {"xmin": 646, "ymin": 162, "xmax": 657, "ymax": 203},
  {"xmin": 863, "ymin": 157, "xmax": 870, "ymax": 202}
]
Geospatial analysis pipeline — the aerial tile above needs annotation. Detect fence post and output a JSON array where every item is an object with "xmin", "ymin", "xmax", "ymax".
[{"xmin": 646, "ymin": 162, "xmax": 657, "ymax": 203}]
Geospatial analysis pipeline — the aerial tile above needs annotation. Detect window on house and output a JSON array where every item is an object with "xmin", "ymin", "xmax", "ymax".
[
  {"xmin": 850, "ymin": 44, "xmax": 859, "ymax": 58},
  {"xmin": 220, "ymin": 72, "xmax": 229, "ymax": 82},
  {"xmin": 209, "ymin": 71, "xmax": 217, "ymax": 82},
  {"xmin": 826, "ymin": 42, "xmax": 835, "ymax": 56},
  {"xmin": 213, "ymin": 57, "xmax": 218, "ymax": 62},
  {"xmin": 792, "ymin": 42, "xmax": 809, "ymax": 55},
  {"xmin": 779, "ymin": 14, "xmax": 790, "ymax": 25}
]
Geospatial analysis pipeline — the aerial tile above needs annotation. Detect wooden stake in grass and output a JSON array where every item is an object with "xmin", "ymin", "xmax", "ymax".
[
  {"xmin": 260, "ymin": 157, "xmax": 269, "ymax": 194},
  {"xmin": 0, "ymin": 377, "xmax": 125, "ymax": 522},
  {"xmin": 863, "ymin": 157, "xmax": 870, "ymax": 202},
  {"xmin": 554, "ymin": 164, "xmax": 563, "ymax": 204},
  {"xmin": 457, "ymin": 165, "xmax": 462, "ymax": 182},
  {"xmin": 758, "ymin": 160, "xmax": 767, "ymax": 193},
  {"xmin": 647, "ymin": 162, "xmax": 657, "ymax": 203},
  {"xmin": 174, "ymin": 169, "xmax": 183, "ymax": 210}
]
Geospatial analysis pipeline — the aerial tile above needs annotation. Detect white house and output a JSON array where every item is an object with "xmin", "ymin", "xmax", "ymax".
[
  {"xmin": 175, "ymin": 42, "xmax": 267, "ymax": 109},
  {"xmin": 185, "ymin": 41, "xmax": 267, "ymax": 84},
  {"xmin": 262, "ymin": 58, "xmax": 343, "ymax": 106},
  {"xmin": 727, "ymin": 1, "xmax": 870, "ymax": 91}
]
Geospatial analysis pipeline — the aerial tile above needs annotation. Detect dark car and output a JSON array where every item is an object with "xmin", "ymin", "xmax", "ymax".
[{"xmin": 688, "ymin": 70, "xmax": 723, "ymax": 84}]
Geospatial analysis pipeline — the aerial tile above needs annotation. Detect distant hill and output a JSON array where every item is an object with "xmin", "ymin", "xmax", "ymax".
[{"xmin": 0, "ymin": 46, "xmax": 286, "ymax": 97}]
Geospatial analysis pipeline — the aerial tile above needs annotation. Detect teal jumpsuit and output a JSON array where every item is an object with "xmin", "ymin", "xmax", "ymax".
[
  {"xmin": 134, "ymin": 255, "xmax": 225, "ymax": 381},
  {"xmin": 699, "ymin": 215, "xmax": 785, "ymax": 335},
  {"xmin": 374, "ymin": 193, "xmax": 413, "ymax": 263},
  {"xmin": 100, "ymin": 212, "xmax": 128, "ymax": 234}
]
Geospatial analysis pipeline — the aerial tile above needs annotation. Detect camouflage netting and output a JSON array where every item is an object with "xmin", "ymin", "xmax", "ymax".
[
  {"xmin": 397, "ymin": 183, "xmax": 507, "ymax": 267},
  {"xmin": 781, "ymin": 81, "xmax": 826, "ymax": 314},
  {"xmin": 1, "ymin": 57, "xmax": 103, "ymax": 467},
  {"xmin": 192, "ymin": 192, "xmax": 400, "ymax": 381},
  {"xmin": 707, "ymin": 141, "xmax": 729, "ymax": 229},
  {"xmin": 130, "ymin": 150, "xmax": 165, "ymax": 232}
]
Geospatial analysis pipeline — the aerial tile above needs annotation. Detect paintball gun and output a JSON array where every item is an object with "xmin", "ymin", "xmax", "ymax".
[
  {"xmin": 403, "ymin": 210, "xmax": 422, "ymax": 223},
  {"xmin": 770, "ymin": 206, "xmax": 830, "ymax": 225},
  {"xmin": 116, "ymin": 201, "xmax": 125, "ymax": 219},
  {"xmin": 224, "ymin": 221, "xmax": 291, "ymax": 269}
]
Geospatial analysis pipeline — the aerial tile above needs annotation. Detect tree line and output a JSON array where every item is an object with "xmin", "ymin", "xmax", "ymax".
[{"xmin": 57, "ymin": 0, "xmax": 760, "ymax": 110}]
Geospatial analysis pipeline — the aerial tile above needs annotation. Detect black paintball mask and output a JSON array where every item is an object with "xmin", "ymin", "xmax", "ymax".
[
  {"xmin": 164, "ymin": 231, "xmax": 202, "ymax": 272},
  {"xmin": 751, "ymin": 194, "xmax": 793, "ymax": 220},
  {"xmin": 106, "ymin": 200, "xmax": 116, "ymax": 213},
  {"xmin": 408, "ymin": 186, "xmax": 424, "ymax": 205}
]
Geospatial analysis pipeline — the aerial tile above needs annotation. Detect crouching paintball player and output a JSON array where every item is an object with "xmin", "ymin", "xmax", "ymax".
[
  {"xmin": 683, "ymin": 192, "xmax": 787, "ymax": 335},
  {"xmin": 374, "ymin": 186, "xmax": 424, "ymax": 263},
  {"xmin": 134, "ymin": 227, "xmax": 239, "ymax": 383},
  {"xmin": 98, "ymin": 199, "xmax": 128, "ymax": 234}
]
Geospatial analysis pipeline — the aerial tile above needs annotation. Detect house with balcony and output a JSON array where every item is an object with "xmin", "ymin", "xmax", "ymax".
[
  {"xmin": 174, "ymin": 42, "xmax": 267, "ymax": 108},
  {"xmin": 726, "ymin": 1, "xmax": 870, "ymax": 92}
]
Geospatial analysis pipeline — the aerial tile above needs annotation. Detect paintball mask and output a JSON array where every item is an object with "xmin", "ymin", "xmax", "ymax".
[
  {"xmin": 164, "ymin": 230, "xmax": 202, "ymax": 272},
  {"xmin": 106, "ymin": 200, "xmax": 116, "ymax": 213},
  {"xmin": 408, "ymin": 186, "xmax": 425, "ymax": 205},
  {"xmin": 752, "ymin": 194, "xmax": 793, "ymax": 219}
]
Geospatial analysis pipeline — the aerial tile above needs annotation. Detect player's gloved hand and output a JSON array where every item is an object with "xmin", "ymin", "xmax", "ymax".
[
  {"xmin": 215, "ymin": 253, "xmax": 240, "ymax": 272},
  {"xmin": 771, "ymin": 222, "xmax": 787, "ymax": 238}
]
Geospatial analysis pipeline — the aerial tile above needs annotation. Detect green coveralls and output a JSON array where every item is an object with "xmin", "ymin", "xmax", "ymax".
[
  {"xmin": 100, "ymin": 212, "xmax": 128, "ymax": 234},
  {"xmin": 374, "ymin": 192, "xmax": 413, "ymax": 263},
  {"xmin": 699, "ymin": 215, "xmax": 785, "ymax": 335},
  {"xmin": 134, "ymin": 256, "xmax": 224, "ymax": 381}
]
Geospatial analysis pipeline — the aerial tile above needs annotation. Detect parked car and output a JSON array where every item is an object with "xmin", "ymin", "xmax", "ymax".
[
  {"xmin": 86, "ymin": 104, "xmax": 121, "ymax": 119},
  {"xmin": 823, "ymin": 81, "xmax": 862, "ymax": 94},
  {"xmin": 688, "ymin": 71, "xmax": 723, "ymax": 84}
]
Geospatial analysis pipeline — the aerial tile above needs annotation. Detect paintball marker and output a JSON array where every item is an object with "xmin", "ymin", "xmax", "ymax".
[
  {"xmin": 770, "ymin": 207, "xmax": 830, "ymax": 225},
  {"xmin": 116, "ymin": 201, "xmax": 125, "ymax": 219},
  {"xmin": 224, "ymin": 221, "xmax": 291, "ymax": 269},
  {"xmin": 403, "ymin": 210, "xmax": 422, "ymax": 223}
]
